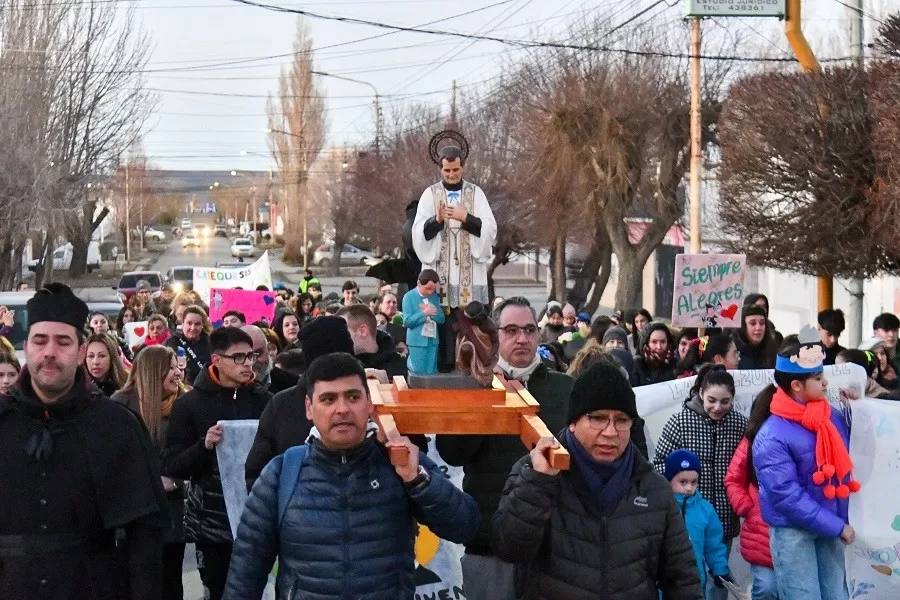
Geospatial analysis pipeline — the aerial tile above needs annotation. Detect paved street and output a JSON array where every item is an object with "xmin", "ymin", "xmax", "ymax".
[{"xmin": 147, "ymin": 231, "xmax": 551, "ymax": 307}]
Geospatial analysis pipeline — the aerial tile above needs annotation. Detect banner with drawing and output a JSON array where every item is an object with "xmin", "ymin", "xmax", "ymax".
[
  {"xmin": 672, "ymin": 253, "xmax": 746, "ymax": 328},
  {"xmin": 209, "ymin": 288, "xmax": 278, "ymax": 328},
  {"xmin": 193, "ymin": 251, "xmax": 273, "ymax": 305},
  {"xmin": 218, "ymin": 423, "xmax": 465, "ymax": 599},
  {"xmin": 846, "ymin": 399, "xmax": 900, "ymax": 599},
  {"xmin": 635, "ymin": 364, "xmax": 900, "ymax": 598}
]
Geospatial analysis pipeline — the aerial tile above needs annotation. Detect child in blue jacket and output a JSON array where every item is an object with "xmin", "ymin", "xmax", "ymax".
[{"xmin": 665, "ymin": 449, "xmax": 732, "ymax": 597}]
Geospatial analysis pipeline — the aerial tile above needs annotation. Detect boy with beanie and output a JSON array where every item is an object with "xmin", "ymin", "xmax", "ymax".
[
  {"xmin": 664, "ymin": 449, "xmax": 732, "ymax": 593},
  {"xmin": 491, "ymin": 363, "xmax": 701, "ymax": 600}
]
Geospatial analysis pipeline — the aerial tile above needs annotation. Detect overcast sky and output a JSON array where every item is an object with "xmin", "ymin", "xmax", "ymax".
[{"xmin": 136, "ymin": 0, "xmax": 876, "ymax": 172}]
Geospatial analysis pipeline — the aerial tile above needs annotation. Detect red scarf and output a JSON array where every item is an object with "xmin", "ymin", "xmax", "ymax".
[
  {"xmin": 143, "ymin": 330, "xmax": 171, "ymax": 347},
  {"xmin": 769, "ymin": 387, "xmax": 860, "ymax": 499},
  {"xmin": 642, "ymin": 346, "xmax": 673, "ymax": 367}
]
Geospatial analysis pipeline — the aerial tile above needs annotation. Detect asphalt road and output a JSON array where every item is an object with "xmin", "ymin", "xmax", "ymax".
[{"xmin": 147, "ymin": 233, "xmax": 551, "ymax": 308}]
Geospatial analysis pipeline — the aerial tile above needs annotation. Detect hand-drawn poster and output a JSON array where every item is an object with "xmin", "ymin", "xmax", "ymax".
[
  {"xmin": 208, "ymin": 289, "xmax": 278, "ymax": 328},
  {"xmin": 672, "ymin": 253, "xmax": 746, "ymax": 328}
]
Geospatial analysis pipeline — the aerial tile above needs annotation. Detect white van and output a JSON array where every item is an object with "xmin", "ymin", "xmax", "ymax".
[{"xmin": 27, "ymin": 241, "xmax": 102, "ymax": 273}]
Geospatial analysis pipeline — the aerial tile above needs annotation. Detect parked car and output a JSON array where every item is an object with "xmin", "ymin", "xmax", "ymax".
[
  {"xmin": 0, "ymin": 291, "xmax": 123, "ymax": 365},
  {"xmin": 231, "ymin": 237, "xmax": 255, "ymax": 258},
  {"xmin": 114, "ymin": 271, "xmax": 163, "ymax": 301},
  {"xmin": 165, "ymin": 266, "xmax": 195, "ymax": 293},
  {"xmin": 182, "ymin": 233, "xmax": 201, "ymax": 248},
  {"xmin": 26, "ymin": 241, "xmax": 101, "ymax": 273},
  {"xmin": 312, "ymin": 244, "xmax": 376, "ymax": 267},
  {"xmin": 144, "ymin": 227, "xmax": 166, "ymax": 242},
  {"xmin": 214, "ymin": 224, "xmax": 227, "ymax": 237}
]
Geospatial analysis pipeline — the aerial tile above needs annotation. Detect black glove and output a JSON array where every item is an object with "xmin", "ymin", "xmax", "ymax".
[{"xmin": 712, "ymin": 573, "xmax": 734, "ymax": 589}]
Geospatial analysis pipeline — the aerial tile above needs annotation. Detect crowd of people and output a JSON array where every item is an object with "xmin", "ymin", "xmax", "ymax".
[{"xmin": 0, "ymin": 275, "xmax": 889, "ymax": 600}]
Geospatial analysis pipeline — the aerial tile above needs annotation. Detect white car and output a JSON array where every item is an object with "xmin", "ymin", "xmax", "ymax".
[
  {"xmin": 182, "ymin": 233, "xmax": 200, "ymax": 248},
  {"xmin": 144, "ymin": 227, "xmax": 166, "ymax": 242},
  {"xmin": 231, "ymin": 237, "xmax": 255, "ymax": 258}
]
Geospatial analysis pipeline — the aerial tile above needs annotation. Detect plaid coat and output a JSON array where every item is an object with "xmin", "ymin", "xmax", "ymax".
[{"xmin": 653, "ymin": 395, "xmax": 748, "ymax": 540}]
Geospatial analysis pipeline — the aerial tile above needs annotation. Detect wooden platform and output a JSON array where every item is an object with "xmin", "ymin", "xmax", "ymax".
[{"xmin": 369, "ymin": 373, "xmax": 570, "ymax": 470}]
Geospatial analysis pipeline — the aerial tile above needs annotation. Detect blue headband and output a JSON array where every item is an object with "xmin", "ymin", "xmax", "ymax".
[{"xmin": 775, "ymin": 346, "xmax": 825, "ymax": 375}]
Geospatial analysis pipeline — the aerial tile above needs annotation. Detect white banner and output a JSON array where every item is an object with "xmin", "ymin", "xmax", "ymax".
[
  {"xmin": 846, "ymin": 399, "xmax": 900, "ymax": 599},
  {"xmin": 635, "ymin": 364, "xmax": 900, "ymax": 598},
  {"xmin": 193, "ymin": 251, "xmax": 273, "ymax": 305}
]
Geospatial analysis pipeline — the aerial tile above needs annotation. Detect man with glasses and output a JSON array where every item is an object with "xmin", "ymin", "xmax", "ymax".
[
  {"xmin": 491, "ymin": 362, "xmax": 701, "ymax": 600},
  {"xmin": 164, "ymin": 327, "xmax": 272, "ymax": 600},
  {"xmin": 435, "ymin": 297, "xmax": 573, "ymax": 600}
]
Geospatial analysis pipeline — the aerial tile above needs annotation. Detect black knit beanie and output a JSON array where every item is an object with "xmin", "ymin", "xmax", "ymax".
[
  {"xmin": 299, "ymin": 316, "xmax": 354, "ymax": 364},
  {"xmin": 567, "ymin": 362, "xmax": 638, "ymax": 423}
]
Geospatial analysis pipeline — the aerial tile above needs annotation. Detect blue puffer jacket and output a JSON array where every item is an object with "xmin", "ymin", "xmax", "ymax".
[
  {"xmin": 675, "ymin": 492, "xmax": 730, "ymax": 590},
  {"xmin": 223, "ymin": 435, "xmax": 480, "ymax": 600},
  {"xmin": 752, "ymin": 404, "xmax": 850, "ymax": 539}
]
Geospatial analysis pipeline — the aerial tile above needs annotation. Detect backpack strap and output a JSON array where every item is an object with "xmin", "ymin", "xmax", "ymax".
[{"xmin": 278, "ymin": 445, "xmax": 308, "ymax": 526}]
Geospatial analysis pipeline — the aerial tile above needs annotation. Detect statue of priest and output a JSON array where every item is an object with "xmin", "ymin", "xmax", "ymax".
[{"xmin": 413, "ymin": 131, "xmax": 497, "ymax": 371}]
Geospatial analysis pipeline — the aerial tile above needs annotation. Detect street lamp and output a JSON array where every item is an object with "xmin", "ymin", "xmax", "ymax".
[{"xmin": 310, "ymin": 70, "xmax": 382, "ymax": 153}]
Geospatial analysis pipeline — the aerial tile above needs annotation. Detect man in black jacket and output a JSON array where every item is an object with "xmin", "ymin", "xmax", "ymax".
[
  {"xmin": 0, "ymin": 283, "xmax": 167, "ymax": 600},
  {"xmin": 245, "ymin": 315, "xmax": 427, "ymax": 488},
  {"xmin": 491, "ymin": 362, "xmax": 701, "ymax": 600},
  {"xmin": 436, "ymin": 297, "xmax": 573, "ymax": 600},
  {"xmin": 164, "ymin": 327, "xmax": 272, "ymax": 600},
  {"xmin": 338, "ymin": 303, "xmax": 408, "ymax": 379},
  {"xmin": 244, "ymin": 316, "xmax": 355, "ymax": 486},
  {"xmin": 241, "ymin": 324, "xmax": 299, "ymax": 394}
]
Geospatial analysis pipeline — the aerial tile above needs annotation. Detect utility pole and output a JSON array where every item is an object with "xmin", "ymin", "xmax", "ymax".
[
  {"xmin": 785, "ymin": 0, "xmax": 832, "ymax": 311},
  {"xmin": 688, "ymin": 18, "xmax": 702, "ymax": 255},
  {"xmin": 139, "ymin": 174, "xmax": 145, "ymax": 253},
  {"xmin": 125, "ymin": 164, "xmax": 131, "ymax": 262},
  {"xmin": 848, "ymin": 0, "xmax": 865, "ymax": 345},
  {"xmin": 450, "ymin": 79, "xmax": 458, "ymax": 126}
]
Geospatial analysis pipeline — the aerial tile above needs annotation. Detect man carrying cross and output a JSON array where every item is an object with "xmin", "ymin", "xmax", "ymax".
[{"xmin": 412, "ymin": 130, "xmax": 497, "ymax": 371}]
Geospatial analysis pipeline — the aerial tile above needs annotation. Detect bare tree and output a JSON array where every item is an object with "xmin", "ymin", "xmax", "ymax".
[
  {"xmin": 717, "ymin": 66, "xmax": 892, "ymax": 277},
  {"xmin": 508, "ymin": 17, "xmax": 733, "ymax": 309},
  {"xmin": 267, "ymin": 17, "xmax": 327, "ymax": 264},
  {"xmin": 42, "ymin": 1, "xmax": 157, "ymax": 276}
]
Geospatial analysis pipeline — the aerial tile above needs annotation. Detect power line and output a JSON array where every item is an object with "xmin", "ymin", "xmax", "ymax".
[
  {"xmin": 227, "ymin": 0, "xmax": 853, "ymax": 63},
  {"xmin": 830, "ymin": 0, "xmax": 886, "ymax": 25}
]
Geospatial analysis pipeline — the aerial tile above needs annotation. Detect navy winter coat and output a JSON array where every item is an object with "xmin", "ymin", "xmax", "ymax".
[{"xmin": 223, "ymin": 435, "xmax": 480, "ymax": 600}]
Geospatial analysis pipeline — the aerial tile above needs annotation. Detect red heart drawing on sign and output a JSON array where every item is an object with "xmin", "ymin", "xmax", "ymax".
[
  {"xmin": 134, "ymin": 326, "xmax": 146, "ymax": 337},
  {"xmin": 720, "ymin": 305, "xmax": 738, "ymax": 321}
]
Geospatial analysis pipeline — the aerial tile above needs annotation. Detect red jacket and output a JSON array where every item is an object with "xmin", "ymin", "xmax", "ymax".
[{"xmin": 724, "ymin": 437, "xmax": 773, "ymax": 568}]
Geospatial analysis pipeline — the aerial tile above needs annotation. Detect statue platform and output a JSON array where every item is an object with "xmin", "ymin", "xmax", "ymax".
[{"xmin": 369, "ymin": 372, "xmax": 570, "ymax": 471}]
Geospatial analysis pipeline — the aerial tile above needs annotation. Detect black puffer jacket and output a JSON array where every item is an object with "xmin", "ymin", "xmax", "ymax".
[
  {"xmin": 491, "ymin": 436, "xmax": 701, "ymax": 600},
  {"xmin": 435, "ymin": 364, "xmax": 572, "ymax": 554},
  {"xmin": 652, "ymin": 394, "xmax": 747, "ymax": 539},
  {"xmin": 358, "ymin": 329, "xmax": 408, "ymax": 379},
  {"xmin": 163, "ymin": 366, "xmax": 271, "ymax": 544},
  {"xmin": 223, "ymin": 436, "xmax": 480, "ymax": 600}
]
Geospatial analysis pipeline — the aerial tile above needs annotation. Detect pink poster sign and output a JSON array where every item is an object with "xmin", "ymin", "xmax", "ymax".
[
  {"xmin": 672, "ymin": 253, "xmax": 746, "ymax": 328},
  {"xmin": 209, "ymin": 288, "xmax": 278, "ymax": 328}
]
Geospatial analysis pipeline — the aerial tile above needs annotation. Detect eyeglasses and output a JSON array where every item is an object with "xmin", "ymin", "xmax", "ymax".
[
  {"xmin": 498, "ymin": 324, "xmax": 539, "ymax": 337},
  {"xmin": 583, "ymin": 413, "xmax": 633, "ymax": 432},
  {"xmin": 218, "ymin": 351, "xmax": 261, "ymax": 365}
]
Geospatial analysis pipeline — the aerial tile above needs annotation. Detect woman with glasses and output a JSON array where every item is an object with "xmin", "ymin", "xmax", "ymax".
[
  {"xmin": 163, "ymin": 327, "xmax": 272, "ymax": 600},
  {"xmin": 112, "ymin": 345, "xmax": 189, "ymax": 600},
  {"xmin": 652, "ymin": 364, "xmax": 747, "ymax": 600}
]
